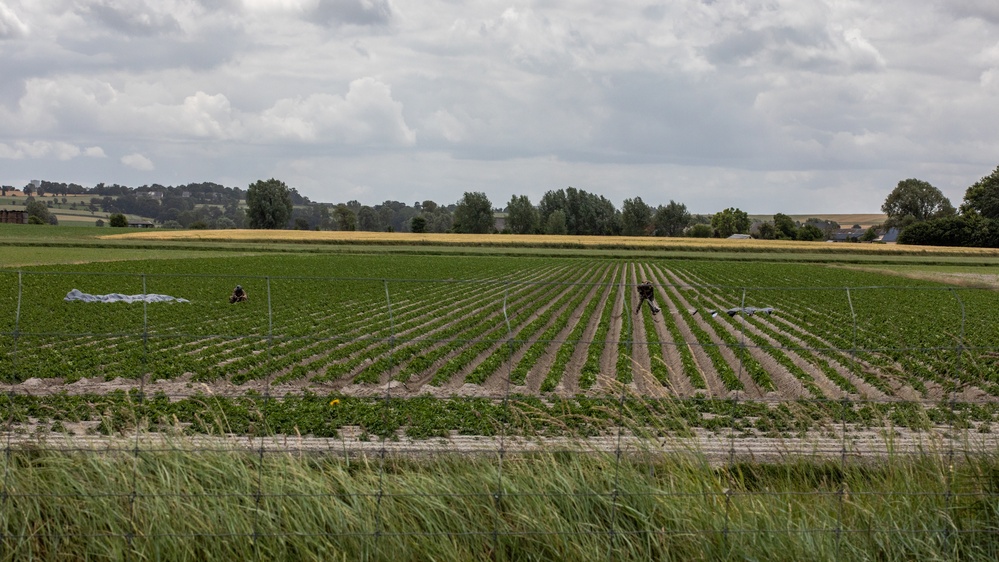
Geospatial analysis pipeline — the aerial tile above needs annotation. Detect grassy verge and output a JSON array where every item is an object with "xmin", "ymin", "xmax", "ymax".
[{"xmin": 2, "ymin": 444, "xmax": 997, "ymax": 561}]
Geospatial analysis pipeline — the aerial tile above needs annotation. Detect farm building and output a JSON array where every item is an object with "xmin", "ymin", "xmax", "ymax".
[
  {"xmin": 828, "ymin": 228, "xmax": 866, "ymax": 242},
  {"xmin": 127, "ymin": 219, "xmax": 156, "ymax": 228}
]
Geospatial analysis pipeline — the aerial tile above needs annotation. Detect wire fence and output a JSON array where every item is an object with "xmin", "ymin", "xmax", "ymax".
[{"xmin": 2, "ymin": 269, "xmax": 998, "ymax": 559}]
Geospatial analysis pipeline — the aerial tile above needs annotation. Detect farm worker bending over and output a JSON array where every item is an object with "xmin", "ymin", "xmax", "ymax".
[
  {"xmin": 230, "ymin": 285, "xmax": 248, "ymax": 304},
  {"xmin": 635, "ymin": 281, "xmax": 661, "ymax": 315}
]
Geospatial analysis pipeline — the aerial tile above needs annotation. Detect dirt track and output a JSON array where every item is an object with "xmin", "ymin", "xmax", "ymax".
[{"xmin": 5, "ymin": 424, "xmax": 995, "ymax": 465}]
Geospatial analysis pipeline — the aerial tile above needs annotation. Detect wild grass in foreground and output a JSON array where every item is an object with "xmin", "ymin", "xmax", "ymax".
[{"xmin": 2, "ymin": 444, "xmax": 997, "ymax": 561}]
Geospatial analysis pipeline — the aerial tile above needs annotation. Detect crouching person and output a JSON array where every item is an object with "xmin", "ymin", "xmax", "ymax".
[
  {"xmin": 635, "ymin": 281, "xmax": 661, "ymax": 315},
  {"xmin": 230, "ymin": 284, "xmax": 248, "ymax": 303}
]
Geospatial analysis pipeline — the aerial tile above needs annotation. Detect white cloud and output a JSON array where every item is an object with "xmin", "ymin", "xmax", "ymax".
[
  {"xmin": 422, "ymin": 109, "xmax": 466, "ymax": 142},
  {"xmin": 84, "ymin": 146, "xmax": 107, "ymax": 157},
  {"xmin": 0, "ymin": 140, "xmax": 86, "ymax": 160},
  {"xmin": 256, "ymin": 77, "xmax": 415, "ymax": 145},
  {"xmin": 121, "ymin": 153, "xmax": 155, "ymax": 170},
  {"xmin": 0, "ymin": 2, "xmax": 29, "ymax": 38}
]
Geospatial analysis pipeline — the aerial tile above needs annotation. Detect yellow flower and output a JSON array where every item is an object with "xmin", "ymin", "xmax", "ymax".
[{"xmin": 329, "ymin": 399, "xmax": 340, "ymax": 407}]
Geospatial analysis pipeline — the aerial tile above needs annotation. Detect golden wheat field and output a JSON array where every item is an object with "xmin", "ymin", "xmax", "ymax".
[{"xmin": 101, "ymin": 229, "xmax": 999, "ymax": 256}]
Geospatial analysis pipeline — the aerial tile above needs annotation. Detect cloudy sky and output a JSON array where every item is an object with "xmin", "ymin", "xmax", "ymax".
[{"xmin": 1, "ymin": 0, "xmax": 998, "ymax": 213}]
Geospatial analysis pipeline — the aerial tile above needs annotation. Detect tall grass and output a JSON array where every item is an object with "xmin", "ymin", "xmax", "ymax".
[{"xmin": 2, "ymin": 442, "xmax": 997, "ymax": 561}]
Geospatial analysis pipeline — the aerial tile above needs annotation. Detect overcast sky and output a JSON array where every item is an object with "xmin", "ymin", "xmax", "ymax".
[{"xmin": 1, "ymin": 0, "xmax": 998, "ymax": 213}]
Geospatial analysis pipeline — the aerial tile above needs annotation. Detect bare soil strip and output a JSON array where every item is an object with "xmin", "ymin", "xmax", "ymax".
[{"xmin": 5, "ymin": 426, "xmax": 996, "ymax": 465}]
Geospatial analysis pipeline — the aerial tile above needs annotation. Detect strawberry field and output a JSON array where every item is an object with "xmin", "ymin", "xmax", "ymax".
[{"xmin": 2, "ymin": 254, "xmax": 999, "ymax": 438}]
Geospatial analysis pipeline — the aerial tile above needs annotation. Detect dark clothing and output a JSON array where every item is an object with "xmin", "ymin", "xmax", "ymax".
[
  {"xmin": 636, "ymin": 282, "xmax": 661, "ymax": 315},
  {"xmin": 637, "ymin": 283, "xmax": 654, "ymax": 300},
  {"xmin": 229, "ymin": 287, "xmax": 248, "ymax": 304}
]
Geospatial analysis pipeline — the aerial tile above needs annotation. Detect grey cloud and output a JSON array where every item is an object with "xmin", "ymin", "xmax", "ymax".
[
  {"xmin": 705, "ymin": 25, "xmax": 878, "ymax": 73},
  {"xmin": 310, "ymin": 0, "xmax": 392, "ymax": 27},
  {"xmin": 194, "ymin": 0, "xmax": 243, "ymax": 12},
  {"xmin": 641, "ymin": 4, "xmax": 666, "ymax": 22},
  {"xmin": 944, "ymin": 0, "xmax": 999, "ymax": 23},
  {"xmin": 705, "ymin": 30, "xmax": 770, "ymax": 65},
  {"xmin": 83, "ymin": 1, "xmax": 181, "ymax": 37},
  {"xmin": 591, "ymin": 72, "xmax": 772, "ymax": 166},
  {"xmin": 62, "ymin": 32, "xmax": 242, "ymax": 72}
]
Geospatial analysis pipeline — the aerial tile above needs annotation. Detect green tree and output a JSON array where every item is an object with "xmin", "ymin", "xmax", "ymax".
[
  {"xmin": 961, "ymin": 165, "xmax": 999, "ymax": 219},
  {"xmin": 109, "ymin": 213, "xmax": 128, "ymax": 227},
  {"xmin": 539, "ymin": 187, "xmax": 620, "ymax": 236},
  {"xmin": 621, "ymin": 197, "xmax": 652, "ymax": 236},
  {"xmin": 246, "ymin": 178, "xmax": 293, "ymax": 229},
  {"xmin": 25, "ymin": 199, "xmax": 51, "ymax": 224},
  {"xmin": 506, "ymin": 195, "xmax": 539, "ymax": 234},
  {"xmin": 332, "ymin": 204, "xmax": 357, "ymax": 231},
  {"xmin": 544, "ymin": 210, "xmax": 568, "ymax": 235},
  {"xmin": 881, "ymin": 178, "xmax": 955, "ymax": 229},
  {"xmin": 453, "ymin": 192, "xmax": 494, "ymax": 234},
  {"xmin": 687, "ymin": 223, "xmax": 713, "ymax": 238},
  {"xmin": 773, "ymin": 213, "xmax": 797, "ymax": 239},
  {"xmin": 652, "ymin": 200, "xmax": 690, "ymax": 237},
  {"xmin": 756, "ymin": 222, "xmax": 776, "ymax": 240},
  {"xmin": 357, "ymin": 206, "xmax": 381, "ymax": 231},
  {"xmin": 711, "ymin": 208, "xmax": 750, "ymax": 238},
  {"xmin": 796, "ymin": 224, "xmax": 826, "ymax": 241},
  {"xmin": 410, "ymin": 215, "xmax": 427, "ymax": 233}
]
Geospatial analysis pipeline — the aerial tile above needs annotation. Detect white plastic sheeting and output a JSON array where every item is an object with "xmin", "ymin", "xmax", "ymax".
[{"xmin": 64, "ymin": 289, "xmax": 190, "ymax": 304}]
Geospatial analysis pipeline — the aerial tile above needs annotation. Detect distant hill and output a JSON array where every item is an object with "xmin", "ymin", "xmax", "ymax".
[{"xmin": 747, "ymin": 214, "xmax": 887, "ymax": 229}]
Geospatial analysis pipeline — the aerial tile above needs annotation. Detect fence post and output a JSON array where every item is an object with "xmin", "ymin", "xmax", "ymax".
[
  {"xmin": 373, "ymin": 278, "xmax": 396, "ymax": 557},
  {"xmin": 250, "ymin": 276, "xmax": 274, "ymax": 559},
  {"xmin": 1, "ymin": 272, "xmax": 20, "ymax": 561},
  {"xmin": 494, "ymin": 280, "xmax": 514, "ymax": 555},
  {"xmin": 606, "ymin": 264, "xmax": 631, "ymax": 562},
  {"xmin": 944, "ymin": 288, "xmax": 965, "ymax": 553},
  {"xmin": 844, "ymin": 288, "xmax": 858, "ymax": 389},
  {"xmin": 11, "ymin": 272, "xmax": 22, "ymax": 378},
  {"xmin": 736, "ymin": 288, "xmax": 747, "ymax": 389}
]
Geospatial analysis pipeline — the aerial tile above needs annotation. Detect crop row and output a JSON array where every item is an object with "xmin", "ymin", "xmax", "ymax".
[{"xmin": 5, "ymin": 391, "xmax": 998, "ymax": 440}]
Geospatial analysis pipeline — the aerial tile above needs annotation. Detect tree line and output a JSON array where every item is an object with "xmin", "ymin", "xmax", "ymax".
[
  {"xmin": 3, "ymin": 177, "xmax": 840, "ymax": 239},
  {"xmin": 881, "ymin": 166, "xmax": 999, "ymax": 247},
  {"xmin": 8, "ymin": 163, "xmax": 999, "ymax": 247}
]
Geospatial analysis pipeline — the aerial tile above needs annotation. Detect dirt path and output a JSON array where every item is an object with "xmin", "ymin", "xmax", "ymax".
[{"xmin": 6, "ymin": 426, "xmax": 997, "ymax": 465}]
